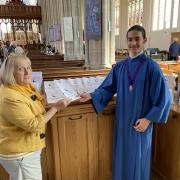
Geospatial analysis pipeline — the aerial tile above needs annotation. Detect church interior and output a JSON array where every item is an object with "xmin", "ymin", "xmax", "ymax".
[{"xmin": 0, "ymin": 0, "xmax": 180, "ymax": 180}]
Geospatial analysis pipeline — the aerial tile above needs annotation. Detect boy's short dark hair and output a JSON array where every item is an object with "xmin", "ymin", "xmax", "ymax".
[{"xmin": 126, "ymin": 25, "xmax": 146, "ymax": 39}]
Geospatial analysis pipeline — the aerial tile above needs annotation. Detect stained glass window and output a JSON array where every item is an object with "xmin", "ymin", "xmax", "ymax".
[
  {"xmin": 128, "ymin": 0, "xmax": 143, "ymax": 28},
  {"xmin": 115, "ymin": 0, "xmax": 120, "ymax": 35},
  {"xmin": 172, "ymin": 0, "xmax": 179, "ymax": 28}
]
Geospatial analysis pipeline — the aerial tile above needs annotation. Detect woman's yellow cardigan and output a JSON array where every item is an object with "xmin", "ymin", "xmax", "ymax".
[{"xmin": 0, "ymin": 86, "xmax": 45, "ymax": 155}]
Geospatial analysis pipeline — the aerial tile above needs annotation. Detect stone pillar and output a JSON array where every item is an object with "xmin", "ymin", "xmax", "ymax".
[
  {"xmin": 109, "ymin": 0, "xmax": 116, "ymax": 65},
  {"xmin": 85, "ymin": 0, "xmax": 115, "ymax": 69},
  {"xmin": 100, "ymin": 0, "xmax": 109, "ymax": 68},
  {"xmin": 118, "ymin": 0, "xmax": 128, "ymax": 49},
  {"xmin": 143, "ymin": 0, "xmax": 153, "ymax": 49},
  {"xmin": 88, "ymin": 40, "xmax": 102, "ymax": 69}
]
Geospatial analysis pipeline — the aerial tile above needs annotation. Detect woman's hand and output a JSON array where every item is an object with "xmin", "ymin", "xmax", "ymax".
[
  {"xmin": 79, "ymin": 93, "xmax": 91, "ymax": 102},
  {"xmin": 53, "ymin": 99, "xmax": 72, "ymax": 111},
  {"xmin": 44, "ymin": 99, "xmax": 71, "ymax": 123},
  {"xmin": 133, "ymin": 118, "xmax": 151, "ymax": 132}
]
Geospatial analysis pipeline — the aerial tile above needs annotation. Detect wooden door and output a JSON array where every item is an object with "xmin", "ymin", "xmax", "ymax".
[
  {"xmin": 97, "ymin": 111, "xmax": 114, "ymax": 180},
  {"xmin": 57, "ymin": 113, "xmax": 99, "ymax": 180}
]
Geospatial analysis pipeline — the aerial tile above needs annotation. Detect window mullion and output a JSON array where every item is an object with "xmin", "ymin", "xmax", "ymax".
[
  {"xmin": 158, "ymin": 0, "xmax": 160, "ymax": 30},
  {"xmin": 164, "ymin": 0, "xmax": 166, "ymax": 29},
  {"xmin": 170, "ymin": 0, "xmax": 174, "ymax": 28}
]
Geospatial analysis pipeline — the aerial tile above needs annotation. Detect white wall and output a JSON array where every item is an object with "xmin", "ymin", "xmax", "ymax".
[
  {"xmin": 148, "ymin": 31, "xmax": 171, "ymax": 50},
  {"xmin": 116, "ymin": 0, "xmax": 180, "ymax": 51},
  {"xmin": 148, "ymin": 0, "xmax": 180, "ymax": 51}
]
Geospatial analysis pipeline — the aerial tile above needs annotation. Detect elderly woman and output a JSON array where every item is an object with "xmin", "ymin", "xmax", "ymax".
[{"xmin": 0, "ymin": 53, "xmax": 71, "ymax": 179}]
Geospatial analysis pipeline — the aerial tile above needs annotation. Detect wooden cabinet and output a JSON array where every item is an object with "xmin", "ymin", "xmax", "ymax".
[
  {"xmin": 97, "ymin": 112, "xmax": 114, "ymax": 179},
  {"xmin": 45, "ymin": 102, "xmax": 115, "ymax": 180},
  {"xmin": 0, "ymin": 166, "xmax": 9, "ymax": 180},
  {"xmin": 152, "ymin": 110, "xmax": 180, "ymax": 180},
  {"xmin": 58, "ymin": 113, "xmax": 97, "ymax": 180}
]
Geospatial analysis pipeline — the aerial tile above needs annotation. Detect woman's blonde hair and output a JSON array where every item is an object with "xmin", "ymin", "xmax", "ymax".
[{"xmin": 0, "ymin": 53, "xmax": 31, "ymax": 86}]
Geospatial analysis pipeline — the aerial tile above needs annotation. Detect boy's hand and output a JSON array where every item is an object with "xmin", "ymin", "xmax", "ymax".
[
  {"xmin": 79, "ymin": 93, "xmax": 91, "ymax": 102},
  {"xmin": 133, "ymin": 118, "xmax": 151, "ymax": 132}
]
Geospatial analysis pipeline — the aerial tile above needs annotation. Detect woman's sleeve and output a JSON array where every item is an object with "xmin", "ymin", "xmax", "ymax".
[{"xmin": 2, "ymin": 97, "xmax": 45, "ymax": 133}]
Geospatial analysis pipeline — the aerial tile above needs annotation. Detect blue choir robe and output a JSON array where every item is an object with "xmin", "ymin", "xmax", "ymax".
[{"xmin": 91, "ymin": 53, "xmax": 172, "ymax": 180}]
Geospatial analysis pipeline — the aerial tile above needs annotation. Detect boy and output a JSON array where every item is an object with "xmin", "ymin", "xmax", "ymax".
[{"xmin": 79, "ymin": 25, "xmax": 171, "ymax": 180}]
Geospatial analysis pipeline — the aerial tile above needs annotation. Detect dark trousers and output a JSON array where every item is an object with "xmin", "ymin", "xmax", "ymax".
[{"xmin": 169, "ymin": 56, "xmax": 177, "ymax": 60}]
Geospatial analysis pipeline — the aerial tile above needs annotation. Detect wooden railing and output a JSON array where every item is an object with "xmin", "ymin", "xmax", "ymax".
[{"xmin": 0, "ymin": 5, "xmax": 41, "ymax": 19}]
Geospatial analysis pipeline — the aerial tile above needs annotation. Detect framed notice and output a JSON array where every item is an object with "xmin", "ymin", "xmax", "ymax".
[
  {"xmin": 54, "ymin": 24, "xmax": 62, "ymax": 41},
  {"xmin": 32, "ymin": 72, "xmax": 43, "ymax": 91},
  {"xmin": 85, "ymin": 0, "xmax": 102, "ymax": 40},
  {"xmin": 49, "ymin": 26, "xmax": 55, "ymax": 42},
  {"xmin": 63, "ymin": 17, "xmax": 74, "ymax": 42}
]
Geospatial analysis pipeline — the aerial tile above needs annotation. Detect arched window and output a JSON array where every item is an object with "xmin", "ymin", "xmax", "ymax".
[
  {"xmin": 115, "ymin": 0, "xmax": 120, "ymax": 35},
  {"xmin": 128, "ymin": 0, "xmax": 143, "ymax": 28},
  {"xmin": 152, "ymin": 0, "xmax": 179, "ymax": 31}
]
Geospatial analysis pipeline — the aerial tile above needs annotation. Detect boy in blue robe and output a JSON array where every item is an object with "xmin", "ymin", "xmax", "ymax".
[{"xmin": 79, "ymin": 25, "xmax": 172, "ymax": 180}]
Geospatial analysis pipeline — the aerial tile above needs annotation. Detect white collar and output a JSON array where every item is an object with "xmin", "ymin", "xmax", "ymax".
[{"xmin": 129, "ymin": 51, "xmax": 143, "ymax": 59}]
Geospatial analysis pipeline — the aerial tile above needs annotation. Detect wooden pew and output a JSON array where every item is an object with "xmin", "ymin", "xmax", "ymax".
[
  {"xmin": 161, "ymin": 68, "xmax": 174, "ymax": 75},
  {"xmin": 32, "ymin": 66, "xmax": 84, "ymax": 72},
  {"xmin": 158, "ymin": 63, "xmax": 169, "ymax": 70},
  {"xmin": 31, "ymin": 60, "xmax": 84, "ymax": 66},
  {"xmin": 42, "ymin": 69, "xmax": 110, "ymax": 81},
  {"xmin": 31, "ymin": 60, "xmax": 85, "ymax": 73},
  {"xmin": 27, "ymin": 49, "xmax": 85, "ymax": 73},
  {"xmin": 169, "ymin": 64, "xmax": 180, "ymax": 72},
  {"xmin": 28, "ymin": 54, "xmax": 64, "ymax": 61},
  {"xmin": 28, "ymin": 54, "xmax": 81, "ymax": 62},
  {"xmin": 157, "ymin": 61, "xmax": 180, "ymax": 70}
]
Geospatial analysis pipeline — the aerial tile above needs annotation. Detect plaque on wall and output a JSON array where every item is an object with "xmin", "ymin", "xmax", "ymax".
[
  {"xmin": 32, "ymin": 72, "xmax": 43, "ymax": 91},
  {"xmin": 49, "ymin": 26, "xmax": 55, "ymax": 42},
  {"xmin": 54, "ymin": 24, "xmax": 62, "ymax": 41},
  {"xmin": 85, "ymin": 0, "xmax": 102, "ymax": 40},
  {"xmin": 63, "ymin": 17, "xmax": 74, "ymax": 42}
]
